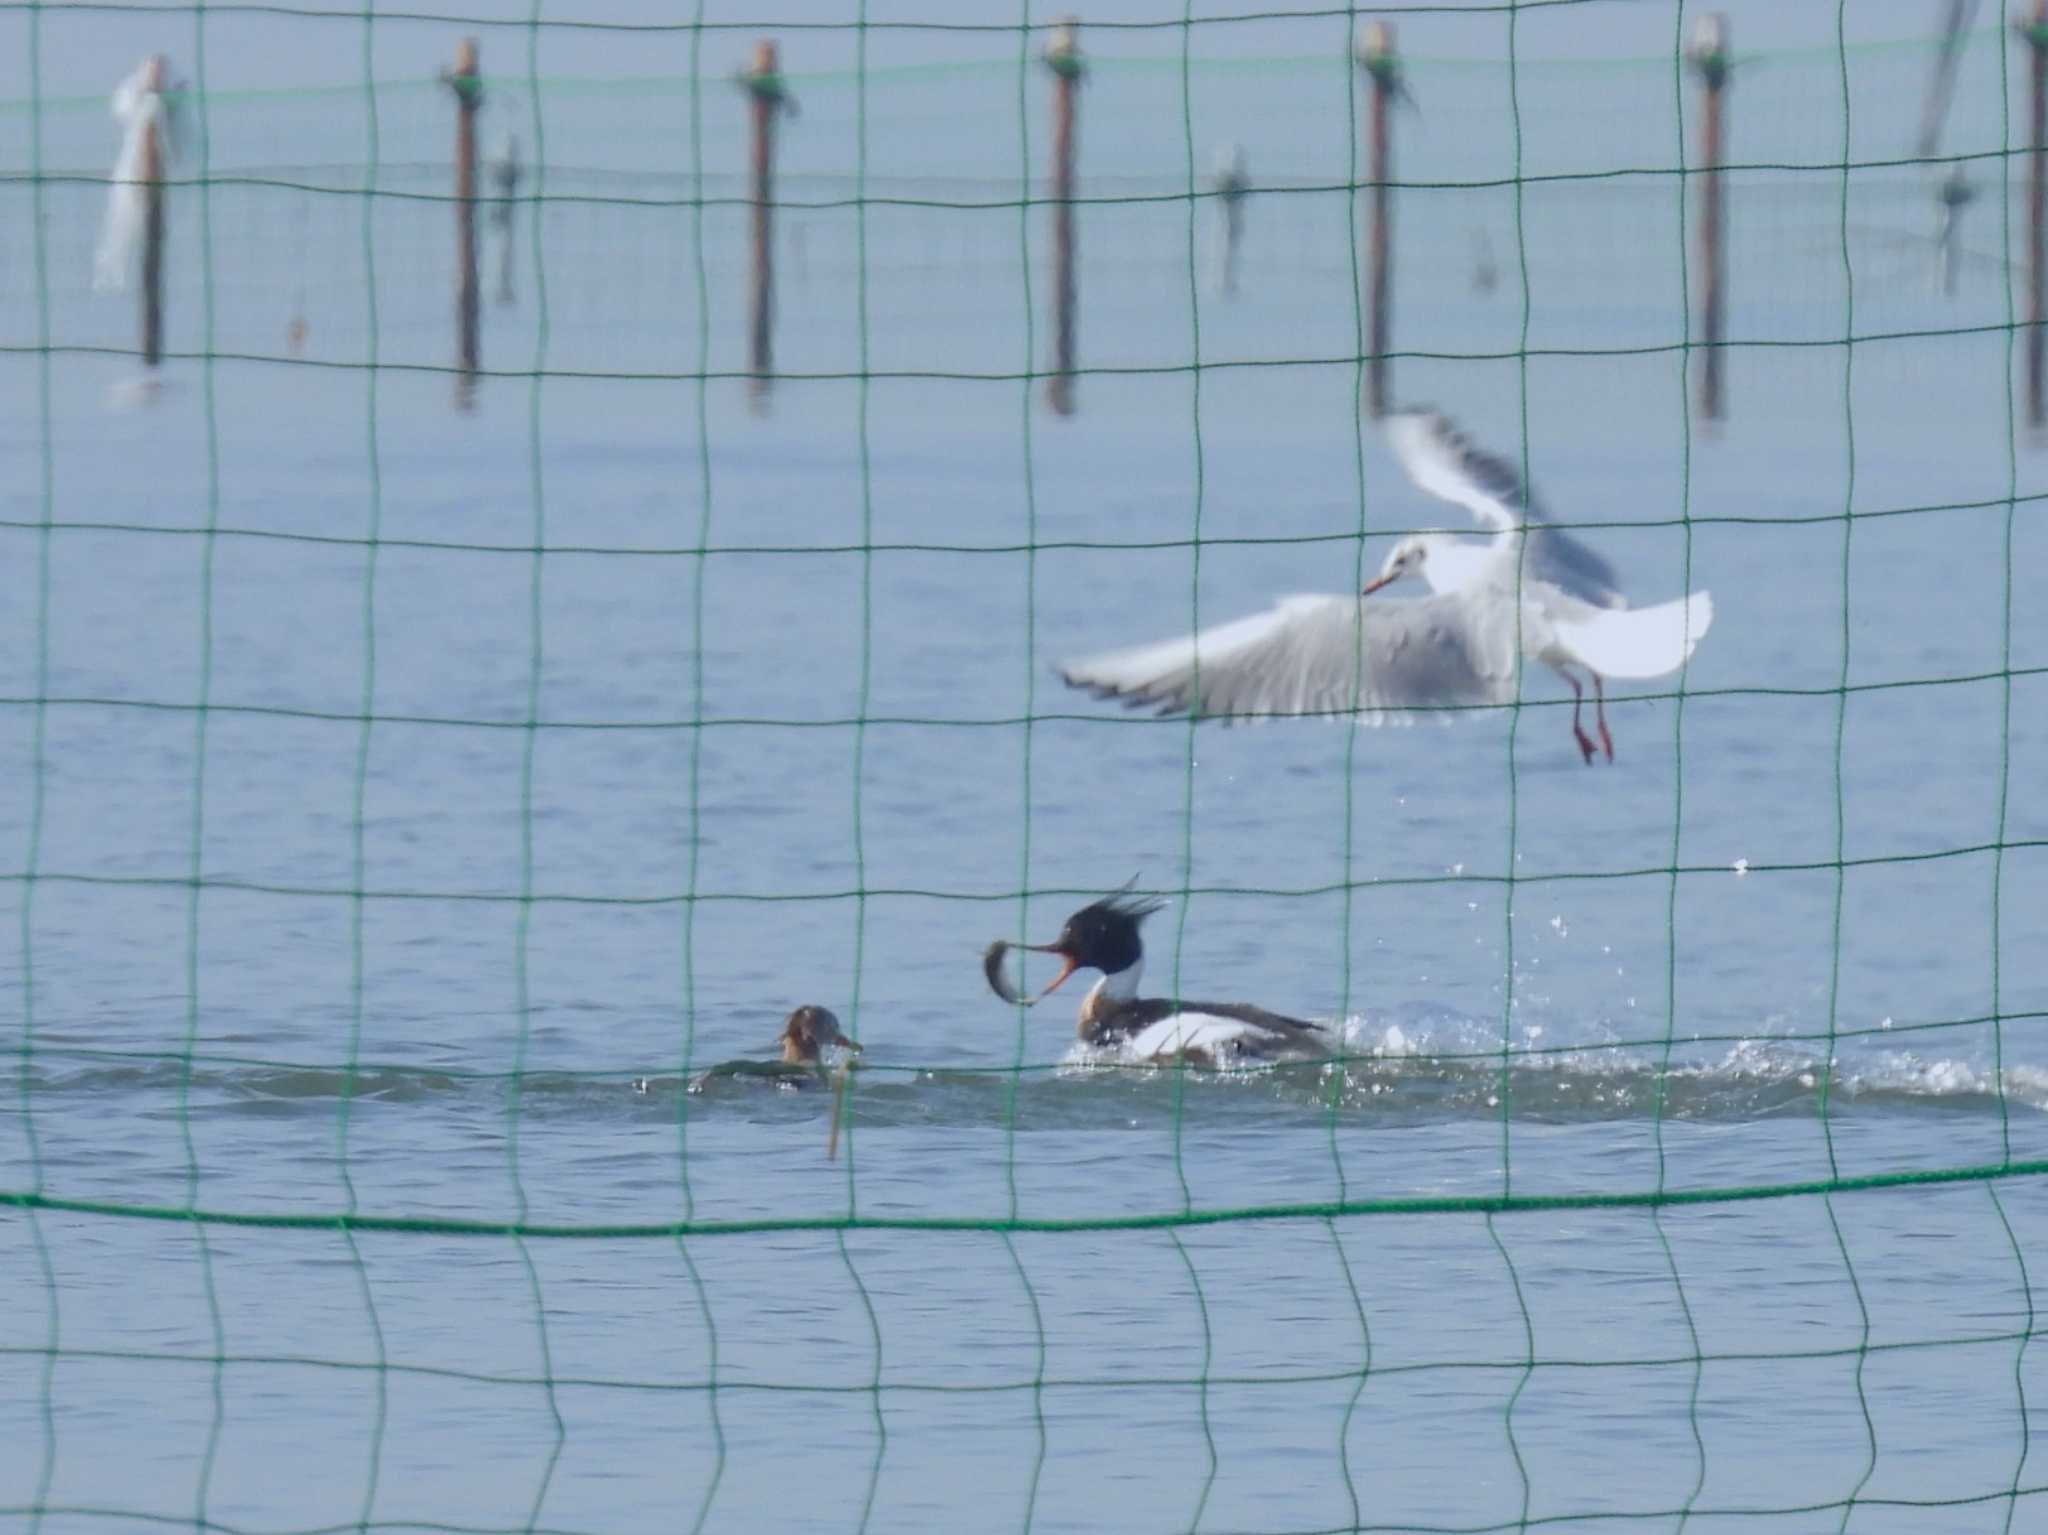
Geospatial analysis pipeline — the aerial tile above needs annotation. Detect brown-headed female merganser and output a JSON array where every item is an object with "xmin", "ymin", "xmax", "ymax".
[
  {"xmin": 985, "ymin": 890, "xmax": 1327, "ymax": 1066},
  {"xmin": 686, "ymin": 1005, "xmax": 861, "ymax": 1093}
]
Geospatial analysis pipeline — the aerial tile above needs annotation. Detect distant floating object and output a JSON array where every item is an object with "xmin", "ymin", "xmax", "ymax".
[
  {"xmin": 489, "ymin": 131, "xmax": 522, "ymax": 306},
  {"xmin": 1471, "ymin": 229, "xmax": 1498, "ymax": 295},
  {"xmin": 1936, "ymin": 165, "xmax": 1975, "ymax": 296},
  {"xmin": 1209, "ymin": 142, "xmax": 1249, "ymax": 297}
]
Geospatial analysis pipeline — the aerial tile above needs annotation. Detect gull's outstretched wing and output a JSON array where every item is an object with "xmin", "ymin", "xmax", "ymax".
[
  {"xmin": 1058, "ymin": 590, "xmax": 1517, "ymax": 724},
  {"xmin": 1385, "ymin": 408, "xmax": 1627, "ymax": 609}
]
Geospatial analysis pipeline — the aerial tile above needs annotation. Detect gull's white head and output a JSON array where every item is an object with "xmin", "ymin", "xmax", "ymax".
[{"xmin": 1362, "ymin": 534, "xmax": 1433, "ymax": 595}]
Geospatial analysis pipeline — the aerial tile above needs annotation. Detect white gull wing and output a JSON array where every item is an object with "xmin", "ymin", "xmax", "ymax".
[
  {"xmin": 1549, "ymin": 590, "xmax": 1714, "ymax": 680},
  {"xmin": 1058, "ymin": 590, "xmax": 1521, "ymax": 724},
  {"xmin": 1386, "ymin": 409, "xmax": 1626, "ymax": 610}
]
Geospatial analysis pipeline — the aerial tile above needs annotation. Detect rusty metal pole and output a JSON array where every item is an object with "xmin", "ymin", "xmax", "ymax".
[
  {"xmin": 139, "ymin": 54, "xmax": 168, "ymax": 371},
  {"xmin": 1689, "ymin": 15, "xmax": 1730, "ymax": 422},
  {"xmin": 1045, "ymin": 19, "xmax": 1083, "ymax": 416},
  {"xmin": 743, "ymin": 41, "xmax": 789, "ymax": 408},
  {"xmin": 2022, "ymin": 3, "xmax": 2048, "ymax": 429},
  {"xmin": 1357, "ymin": 24, "xmax": 1398, "ymax": 420},
  {"xmin": 445, "ymin": 38, "xmax": 482, "ymax": 409}
]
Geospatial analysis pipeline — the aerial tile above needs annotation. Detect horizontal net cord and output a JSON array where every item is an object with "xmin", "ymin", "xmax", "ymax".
[
  {"xmin": 0, "ymin": 837, "xmax": 2040, "ymax": 906},
  {"xmin": 5, "ymin": 323, "xmax": 2025, "ymax": 382},
  {"xmin": 6, "ymin": 1160, "xmax": 2048, "ymax": 1236},
  {"xmin": 6, "ymin": 1489, "xmax": 2048, "ymax": 1535},
  {"xmin": 5, "ymin": 149, "xmax": 2024, "ymax": 201},
  {"xmin": 19, "ymin": 1007, "xmax": 2042, "ymax": 1082},
  {"xmin": 2, "ymin": 28, "xmax": 2009, "ymax": 115},
  {"xmin": 0, "ymin": 663, "xmax": 2036, "ymax": 732},
  {"xmin": 4, "ymin": 478, "xmax": 2035, "ymax": 554},
  {"xmin": 0, "ymin": 1321, "xmax": 2036, "ymax": 1400},
  {"xmin": 0, "ymin": 0, "xmax": 1728, "ymax": 36}
]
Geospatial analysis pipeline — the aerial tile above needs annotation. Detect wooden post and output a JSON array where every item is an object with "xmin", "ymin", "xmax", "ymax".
[
  {"xmin": 1357, "ymin": 23, "xmax": 1398, "ymax": 419},
  {"xmin": 1045, "ymin": 19, "xmax": 1083, "ymax": 416},
  {"xmin": 2022, "ymin": 3, "xmax": 2048, "ymax": 429},
  {"xmin": 139, "ymin": 54, "xmax": 167, "ymax": 371},
  {"xmin": 743, "ymin": 41, "xmax": 789, "ymax": 408},
  {"xmin": 446, "ymin": 38, "xmax": 482, "ymax": 409},
  {"xmin": 1688, "ymin": 15, "xmax": 1730, "ymax": 422}
]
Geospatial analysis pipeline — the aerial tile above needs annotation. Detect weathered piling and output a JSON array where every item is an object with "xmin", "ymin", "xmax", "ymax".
[
  {"xmin": 139, "ymin": 54, "xmax": 168, "ymax": 371},
  {"xmin": 742, "ymin": 41, "xmax": 791, "ymax": 406},
  {"xmin": 1688, "ymin": 15, "xmax": 1730, "ymax": 422},
  {"xmin": 1045, "ymin": 19, "xmax": 1083, "ymax": 416},
  {"xmin": 2022, "ymin": 3, "xmax": 2048, "ymax": 429},
  {"xmin": 445, "ymin": 38, "xmax": 482, "ymax": 407},
  {"xmin": 1356, "ymin": 23, "xmax": 1399, "ymax": 419},
  {"xmin": 1918, "ymin": 0, "xmax": 1977, "ymax": 158}
]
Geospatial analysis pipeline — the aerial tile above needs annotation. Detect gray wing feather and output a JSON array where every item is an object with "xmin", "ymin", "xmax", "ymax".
[
  {"xmin": 1059, "ymin": 592, "xmax": 1519, "ymax": 723},
  {"xmin": 1388, "ymin": 408, "xmax": 1626, "ymax": 608}
]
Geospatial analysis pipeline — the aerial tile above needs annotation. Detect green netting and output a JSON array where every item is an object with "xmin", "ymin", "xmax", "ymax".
[{"xmin": 3, "ymin": 2, "xmax": 2047, "ymax": 1532}]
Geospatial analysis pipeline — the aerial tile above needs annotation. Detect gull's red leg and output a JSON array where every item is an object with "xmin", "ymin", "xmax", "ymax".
[
  {"xmin": 1593, "ymin": 673, "xmax": 1614, "ymax": 763},
  {"xmin": 1550, "ymin": 663, "xmax": 1596, "ymax": 766}
]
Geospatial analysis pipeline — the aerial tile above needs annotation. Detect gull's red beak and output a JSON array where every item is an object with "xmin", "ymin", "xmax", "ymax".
[
  {"xmin": 1359, "ymin": 570, "xmax": 1399, "ymax": 597},
  {"xmin": 1023, "ymin": 943, "xmax": 1080, "ymax": 998}
]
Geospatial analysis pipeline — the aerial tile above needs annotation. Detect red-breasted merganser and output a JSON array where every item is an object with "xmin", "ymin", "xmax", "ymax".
[
  {"xmin": 686, "ymin": 1005, "xmax": 861, "ymax": 1093},
  {"xmin": 985, "ymin": 890, "xmax": 1326, "ymax": 1066}
]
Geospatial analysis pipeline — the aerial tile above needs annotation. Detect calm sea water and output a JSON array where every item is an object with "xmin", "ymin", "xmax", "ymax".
[{"xmin": 5, "ymin": 5, "xmax": 2048, "ymax": 1532}]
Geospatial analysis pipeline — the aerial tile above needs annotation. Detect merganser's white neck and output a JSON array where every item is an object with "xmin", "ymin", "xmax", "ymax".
[
  {"xmin": 1083, "ymin": 958, "xmax": 1143, "ymax": 1009},
  {"xmin": 1078, "ymin": 958, "xmax": 1145, "ymax": 1037}
]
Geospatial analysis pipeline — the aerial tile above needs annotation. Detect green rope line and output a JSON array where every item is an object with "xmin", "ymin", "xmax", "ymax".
[
  {"xmin": 512, "ymin": 16, "xmax": 568, "ymax": 1530},
  {"xmin": 1326, "ymin": 1210, "xmax": 1373, "ymax": 1534},
  {"xmin": 1002, "ymin": 0, "xmax": 1039, "ymax": 1226},
  {"xmin": 13, "ymin": 145, "xmax": 2039, "ymax": 208},
  {"xmin": 1169, "ymin": 1229, "xmax": 1220, "ymax": 1533},
  {"xmin": 8, "ymin": 1491, "xmax": 2048, "ymax": 1535},
  {"xmin": 1484, "ymin": 1211, "xmax": 1534, "ymax": 1534},
  {"xmin": 3, "ymin": 1311, "xmax": 2040, "ymax": 1399},
  {"xmin": 675, "ymin": 13, "xmax": 725, "ymax": 1527},
  {"xmin": 999, "ymin": 1231, "xmax": 1049, "ymax": 1532},
  {"xmin": 1332, "ymin": 2, "xmax": 1369, "ymax": 1211},
  {"xmin": 0, "ymin": 0, "xmax": 1644, "ymax": 33},
  {"xmin": 1501, "ymin": 0, "xmax": 1533, "ymax": 1206},
  {"xmin": 1169, "ymin": 0, "xmax": 1207, "ymax": 1221},
  {"xmin": 12, "ymin": 1159, "xmax": 2047, "ymax": 1238},
  {"xmin": 844, "ymin": 0, "xmax": 875, "ymax": 1193},
  {"xmin": 20, "ymin": 8, "xmax": 59, "ymax": 1529},
  {"xmin": 0, "ymin": 657, "xmax": 2037, "ymax": 730},
  {"xmin": 1655, "ymin": 20, "xmax": 1706, "ymax": 1529},
  {"xmin": 837, "ymin": 1228, "xmax": 888, "ymax": 1534},
  {"xmin": 0, "ymin": 478, "xmax": 2027, "ymax": 550},
  {"xmin": 1994, "ymin": 0, "xmax": 2021, "ymax": 1175},
  {"xmin": 23, "ymin": 322, "xmax": 2044, "ymax": 379},
  {"xmin": 0, "ymin": 834, "xmax": 2040, "ymax": 905},
  {"xmin": 182, "ymin": 11, "xmax": 230, "ymax": 1530},
  {"xmin": 676, "ymin": 0, "xmax": 714, "ymax": 1228},
  {"xmin": 0, "ymin": 24, "xmax": 2018, "ymax": 113},
  {"xmin": 340, "ymin": 8, "xmax": 392, "ymax": 1531},
  {"xmin": 1823, "ymin": 1193, "xmax": 1878, "ymax": 1533},
  {"xmin": 1990, "ymin": 1182, "xmax": 2037, "ymax": 1534},
  {"xmin": 18, "ymin": 995, "xmax": 2039, "ymax": 1084}
]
